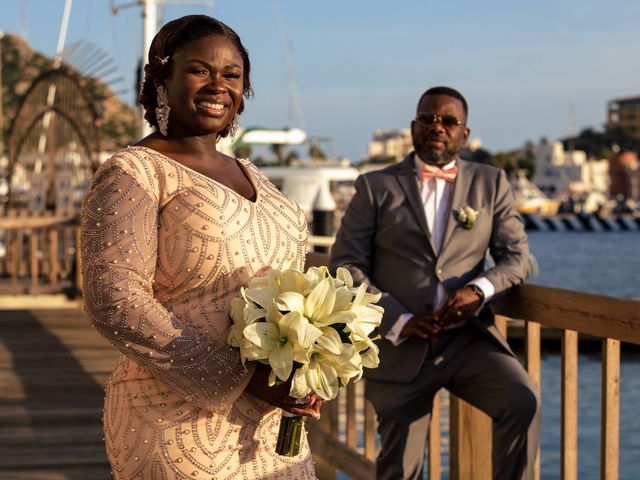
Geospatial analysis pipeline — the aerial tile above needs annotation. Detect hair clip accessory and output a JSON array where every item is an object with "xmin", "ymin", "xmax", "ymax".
[{"xmin": 156, "ymin": 55, "xmax": 170, "ymax": 65}]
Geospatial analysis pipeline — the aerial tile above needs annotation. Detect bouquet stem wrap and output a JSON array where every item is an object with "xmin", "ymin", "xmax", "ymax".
[{"xmin": 275, "ymin": 411, "xmax": 304, "ymax": 457}]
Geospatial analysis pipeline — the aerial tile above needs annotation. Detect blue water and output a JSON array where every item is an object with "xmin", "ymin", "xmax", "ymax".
[
  {"xmin": 528, "ymin": 231, "xmax": 640, "ymax": 300},
  {"xmin": 529, "ymin": 231, "xmax": 640, "ymax": 479},
  {"xmin": 338, "ymin": 232, "xmax": 640, "ymax": 479}
]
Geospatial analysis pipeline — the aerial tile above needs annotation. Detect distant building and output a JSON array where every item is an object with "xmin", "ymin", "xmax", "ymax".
[
  {"xmin": 531, "ymin": 140, "xmax": 609, "ymax": 196},
  {"xmin": 607, "ymin": 94, "xmax": 640, "ymax": 141},
  {"xmin": 366, "ymin": 129, "xmax": 412, "ymax": 162},
  {"xmin": 609, "ymin": 151, "xmax": 639, "ymax": 200}
]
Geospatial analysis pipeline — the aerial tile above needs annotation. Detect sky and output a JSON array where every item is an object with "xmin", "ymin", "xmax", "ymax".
[{"xmin": 1, "ymin": 0, "xmax": 639, "ymax": 162}]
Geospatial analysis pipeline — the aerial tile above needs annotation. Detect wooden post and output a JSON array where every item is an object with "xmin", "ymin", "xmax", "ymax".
[
  {"xmin": 346, "ymin": 382, "xmax": 357, "ymax": 449},
  {"xmin": 49, "ymin": 227, "xmax": 59, "ymax": 288},
  {"xmin": 364, "ymin": 399, "xmax": 377, "ymax": 461},
  {"xmin": 561, "ymin": 330, "xmax": 578, "ymax": 480},
  {"xmin": 314, "ymin": 397, "xmax": 339, "ymax": 479},
  {"xmin": 75, "ymin": 226, "xmax": 82, "ymax": 295},
  {"xmin": 449, "ymin": 398, "xmax": 492, "ymax": 480},
  {"xmin": 601, "ymin": 338, "xmax": 620, "ymax": 480},
  {"xmin": 428, "ymin": 391, "xmax": 441, "ymax": 479},
  {"xmin": 30, "ymin": 227, "xmax": 39, "ymax": 291},
  {"xmin": 449, "ymin": 316, "xmax": 509, "ymax": 480},
  {"xmin": 526, "ymin": 321, "xmax": 541, "ymax": 480},
  {"xmin": 10, "ymin": 227, "xmax": 19, "ymax": 286}
]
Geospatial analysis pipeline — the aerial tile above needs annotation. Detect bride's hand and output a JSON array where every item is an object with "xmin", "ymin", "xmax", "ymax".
[{"xmin": 245, "ymin": 363, "xmax": 322, "ymax": 419}]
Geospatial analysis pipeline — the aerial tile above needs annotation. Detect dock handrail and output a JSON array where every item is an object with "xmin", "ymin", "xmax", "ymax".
[
  {"xmin": 2, "ymin": 226, "xmax": 637, "ymax": 478},
  {"xmin": 0, "ymin": 210, "xmax": 80, "ymax": 295},
  {"xmin": 304, "ymin": 248, "xmax": 640, "ymax": 480}
]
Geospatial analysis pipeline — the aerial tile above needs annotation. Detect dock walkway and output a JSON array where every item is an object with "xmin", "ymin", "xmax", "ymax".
[{"xmin": 0, "ymin": 305, "xmax": 117, "ymax": 479}]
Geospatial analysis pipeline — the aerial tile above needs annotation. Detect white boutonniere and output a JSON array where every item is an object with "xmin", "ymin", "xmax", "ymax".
[{"xmin": 454, "ymin": 205, "xmax": 479, "ymax": 230}]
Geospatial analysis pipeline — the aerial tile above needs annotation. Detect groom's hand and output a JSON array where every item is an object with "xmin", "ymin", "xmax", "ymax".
[
  {"xmin": 437, "ymin": 286, "xmax": 483, "ymax": 326},
  {"xmin": 246, "ymin": 363, "xmax": 322, "ymax": 419},
  {"xmin": 401, "ymin": 313, "xmax": 441, "ymax": 340}
]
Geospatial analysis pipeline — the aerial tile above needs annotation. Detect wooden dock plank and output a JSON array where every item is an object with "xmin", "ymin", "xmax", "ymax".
[{"xmin": 0, "ymin": 307, "xmax": 118, "ymax": 479}]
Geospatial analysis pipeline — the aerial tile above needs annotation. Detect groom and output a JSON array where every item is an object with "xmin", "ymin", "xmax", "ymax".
[{"xmin": 330, "ymin": 86, "xmax": 540, "ymax": 479}]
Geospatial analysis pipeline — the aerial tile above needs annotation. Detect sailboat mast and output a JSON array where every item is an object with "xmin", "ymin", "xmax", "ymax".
[
  {"xmin": 0, "ymin": 30, "xmax": 5, "ymax": 157},
  {"xmin": 34, "ymin": 0, "xmax": 73, "ymax": 174},
  {"xmin": 140, "ymin": 0, "xmax": 157, "ymax": 137}
]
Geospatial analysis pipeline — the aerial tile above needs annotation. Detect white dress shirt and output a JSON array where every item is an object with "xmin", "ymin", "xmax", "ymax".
[{"xmin": 384, "ymin": 155, "xmax": 495, "ymax": 346}]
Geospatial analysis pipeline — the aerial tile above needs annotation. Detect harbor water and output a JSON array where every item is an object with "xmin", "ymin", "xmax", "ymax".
[
  {"xmin": 530, "ymin": 231, "xmax": 640, "ymax": 480},
  {"xmin": 339, "ymin": 231, "xmax": 640, "ymax": 479}
]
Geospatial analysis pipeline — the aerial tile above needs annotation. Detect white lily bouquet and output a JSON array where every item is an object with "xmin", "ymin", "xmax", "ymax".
[{"xmin": 228, "ymin": 263, "xmax": 383, "ymax": 456}]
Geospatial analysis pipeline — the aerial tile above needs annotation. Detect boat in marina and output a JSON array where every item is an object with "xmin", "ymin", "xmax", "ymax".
[
  {"xmin": 220, "ymin": 128, "xmax": 360, "ymax": 233},
  {"xmin": 511, "ymin": 169, "xmax": 561, "ymax": 216}
]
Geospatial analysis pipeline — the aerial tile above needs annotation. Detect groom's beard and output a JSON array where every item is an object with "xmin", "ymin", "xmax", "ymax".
[{"xmin": 420, "ymin": 147, "xmax": 457, "ymax": 167}]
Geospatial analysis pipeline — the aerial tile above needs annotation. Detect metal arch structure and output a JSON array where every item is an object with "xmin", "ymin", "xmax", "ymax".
[{"xmin": 7, "ymin": 67, "xmax": 101, "ymax": 213}]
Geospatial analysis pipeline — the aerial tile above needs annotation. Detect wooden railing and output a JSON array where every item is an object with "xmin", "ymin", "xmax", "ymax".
[
  {"xmin": 2, "ymin": 228, "xmax": 636, "ymax": 478},
  {"xmin": 0, "ymin": 210, "xmax": 80, "ymax": 295},
  {"xmin": 303, "ymin": 249, "xmax": 640, "ymax": 480}
]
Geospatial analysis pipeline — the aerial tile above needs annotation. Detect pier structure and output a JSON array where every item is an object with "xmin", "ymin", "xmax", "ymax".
[
  {"xmin": 0, "ymin": 239, "xmax": 638, "ymax": 479},
  {"xmin": 521, "ymin": 213, "xmax": 640, "ymax": 232},
  {"xmin": 0, "ymin": 59, "xmax": 100, "ymax": 296}
]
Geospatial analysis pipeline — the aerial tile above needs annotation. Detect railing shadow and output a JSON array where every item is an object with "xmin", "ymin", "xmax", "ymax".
[{"xmin": 0, "ymin": 309, "xmax": 109, "ymax": 475}]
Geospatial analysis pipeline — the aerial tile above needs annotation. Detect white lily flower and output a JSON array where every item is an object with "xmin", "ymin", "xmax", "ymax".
[
  {"xmin": 351, "ymin": 283, "xmax": 382, "ymax": 308},
  {"xmin": 268, "ymin": 341, "xmax": 294, "ymax": 384},
  {"xmin": 279, "ymin": 311, "xmax": 323, "ymax": 356},
  {"xmin": 346, "ymin": 305, "xmax": 383, "ymax": 343},
  {"xmin": 333, "ymin": 285, "xmax": 355, "ymax": 312},
  {"xmin": 277, "ymin": 268, "xmax": 310, "ymax": 295},
  {"xmin": 304, "ymin": 265, "xmax": 330, "ymax": 287},
  {"xmin": 275, "ymin": 291, "xmax": 306, "ymax": 314},
  {"xmin": 304, "ymin": 277, "xmax": 336, "ymax": 322},
  {"xmin": 315, "ymin": 327, "xmax": 344, "ymax": 355},
  {"xmin": 328, "ymin": 343, "xmax": 363, "ymax": 384},
  {"xmin": 244, "ymin": 283, "xmax": 280, "ymax": 309},
  {"xmin": 290, "ymin": 353, "xmax": 339, "ymax": 401},
  {"xmin": 242, "ymin": 322, "xmax": 280, "ymax": 358},
  {"xmin": 335, "ymin": 267, "xmax": 354, "ymax": 288},
  {"xmin": 290, "ymin": 343, "xmax": 362, "ymax": 400},
  {"xmin": 359, "ymin": 340, "xmax": 380, "ymax": 369}
]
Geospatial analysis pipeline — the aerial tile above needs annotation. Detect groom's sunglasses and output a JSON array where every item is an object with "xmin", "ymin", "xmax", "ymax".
[{"xmin": 414, "ymin": 113, "xmax": 463, "ymax": 128}]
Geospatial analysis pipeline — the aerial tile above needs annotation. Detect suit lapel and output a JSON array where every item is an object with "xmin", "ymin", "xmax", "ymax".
[
  {"xmin": 395, "ymin": 154, "xmax": 436, "ymax": 252},
  {"xmin": 440, "ymin": 159, "xmax": 473, "ymax": 254}
]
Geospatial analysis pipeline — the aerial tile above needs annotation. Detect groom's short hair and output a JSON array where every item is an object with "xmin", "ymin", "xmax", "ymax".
[{"xmin": 418, "ymin": 86, "xmax": 468, "ymax": 118}]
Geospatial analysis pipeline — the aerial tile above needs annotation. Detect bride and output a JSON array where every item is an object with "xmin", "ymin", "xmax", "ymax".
[{"xmin": 81, "ymin": 14, "xmax": 320, "ymax": 479}]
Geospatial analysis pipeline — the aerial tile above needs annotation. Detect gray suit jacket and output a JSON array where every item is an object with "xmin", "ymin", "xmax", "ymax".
[{"xmin": 329, "ymin": 153, "xmax": 532, "ymax": 383}]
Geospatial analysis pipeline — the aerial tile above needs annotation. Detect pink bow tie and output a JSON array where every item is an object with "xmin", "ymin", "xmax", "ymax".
[{"xmin": 422, "ymin": 164, "xmax": 458, "ymax": 183}]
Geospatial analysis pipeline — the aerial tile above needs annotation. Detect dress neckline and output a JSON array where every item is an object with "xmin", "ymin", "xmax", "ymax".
[{"xmin": 130, "ymin": 145, "xmax": 259, "ymax": 204}]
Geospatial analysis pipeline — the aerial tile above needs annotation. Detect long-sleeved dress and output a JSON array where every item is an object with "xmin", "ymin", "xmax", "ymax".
[{"xmin": 81, "ymin": 146, "xmax": 316, "ymax": 479}]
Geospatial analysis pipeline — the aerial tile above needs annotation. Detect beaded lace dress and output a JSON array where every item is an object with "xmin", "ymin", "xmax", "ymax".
[{"xmin": 81, "ymin": 147, "xmax": 315, "ymax": 479}]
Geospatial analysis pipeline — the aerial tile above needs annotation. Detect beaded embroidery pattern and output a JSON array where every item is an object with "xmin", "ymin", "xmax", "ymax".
[{"xmin": 81, "ymin": 147, "xmax": 315, "ymax": 479}]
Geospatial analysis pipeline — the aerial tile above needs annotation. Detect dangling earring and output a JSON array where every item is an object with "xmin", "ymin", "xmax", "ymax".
[
  {"xmin": 155, "ymin": 85, "xmax": 170, "ymax": 136},
  {"xmin": 228, "ymin": 114, "xmax": 239, "ymax": 138}
]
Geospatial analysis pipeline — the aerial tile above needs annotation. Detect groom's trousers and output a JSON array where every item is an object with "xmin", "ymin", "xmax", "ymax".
[{"xmin": 365, "ymin": 324, "xmax": 541, "ymax": 480}]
